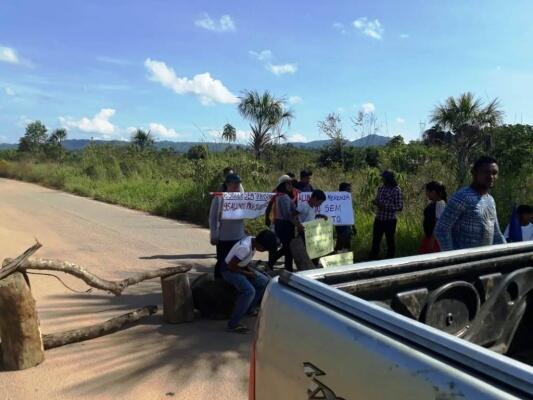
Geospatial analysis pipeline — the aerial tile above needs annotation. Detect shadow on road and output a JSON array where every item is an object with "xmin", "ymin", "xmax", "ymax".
[
  {"xmin": 32, "ymin": 281, "xmax": 250, "ymax": 398},
  {"xmin": 139, "ymin": 253, "xmax": 216, "ymax": 260}
]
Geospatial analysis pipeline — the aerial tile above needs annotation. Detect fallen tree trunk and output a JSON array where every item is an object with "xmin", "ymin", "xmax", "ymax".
[
  {"xmin": 42, "ymin": 305, "xmax": 158, "ymax": 349},
  {"xmin": 0, "ymin": 272, "xmax": 45, "ymax": 370},
  {"xmin": 3, "ymin": 258, "xmax": 191, "ymax": 296}
]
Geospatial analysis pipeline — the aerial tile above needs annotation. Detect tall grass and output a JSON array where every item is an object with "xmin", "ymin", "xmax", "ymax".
[{"xmin": 0, "ymin": 143, "xmax": 530, "ymax": 262}]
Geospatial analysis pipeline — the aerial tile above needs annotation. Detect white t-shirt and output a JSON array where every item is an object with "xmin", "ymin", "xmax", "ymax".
[
  {"xmin": 297, "ymin": 201, "xmax": 316, "ymax": 224},
  {"xmin": 504, "ymin": 223, "xmax": 533, "ymax": 242},
  {"xmin": 435, "ymin": 200, "xmax": 446, "ymax": 219},
  {"xmin": 225, "ymin": 236, "xmax": 255, "ymax": 267}
]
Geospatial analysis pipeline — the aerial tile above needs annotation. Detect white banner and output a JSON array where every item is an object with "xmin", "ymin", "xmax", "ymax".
[
  {"xmin": 298, "ymin": 192, "xmax": 354, "ymax": 226},
  {"xmin": 220, "ymin": 192, "xmax": 275, "ymax": 220}
]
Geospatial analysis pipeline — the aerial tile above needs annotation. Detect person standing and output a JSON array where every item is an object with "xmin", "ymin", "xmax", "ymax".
[
  {"xmin": 296, "ymin": 189, "xmax": 327, "ymax": 225},
  {"xmin": 504, "ymin": 205, "xmax": 533, "ymax": 242},
  {"xmin": 294, "ymin": 169, "xmax": 314, "ymax": 192},
  {"xmin": 335, "ymin": 182, "xmax": 356, "ymax": 252},
  {"xmin": 218, "ymin": 167, "xmax": 244, "ymax": 192},
  {"xmin": 418, "ymin": 181, "xmax": 447, "ymax": 254},
  {"xmin": 435, "ymin": 156, "xmax": 506, "ymax": 251},
  {"xmin": 209, "ymin": 173, "xmax": 245, "ymax": 279},
  {"xmin": 369, "ymin": 171, "xmax": 404, "ymax": 259},
  {"xmin": 221, "ymin": 230, "xmax": 278, "ymax": 333},
  {"xmin": 273, "ymin": 175, "xmax": 298, "ymax": 271}
]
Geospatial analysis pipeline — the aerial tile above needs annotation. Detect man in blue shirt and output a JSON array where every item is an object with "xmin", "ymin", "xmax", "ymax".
[{"xmin": 435, "ymin": 156, "xmax": 506, "ymax": 251}]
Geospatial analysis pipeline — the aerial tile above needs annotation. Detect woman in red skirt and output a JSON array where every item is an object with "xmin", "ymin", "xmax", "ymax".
[{"xmin": 418, "ymin": 181, "xmax": 447, "ymax": 254}]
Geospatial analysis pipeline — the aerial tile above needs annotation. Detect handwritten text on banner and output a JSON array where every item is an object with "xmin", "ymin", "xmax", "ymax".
[
  {"xmin": 298, "ymin": 192, "xmax": 354, "ymax": 226},
  {"xmin": 221, "ymin": 192, "xmax": 275, "ymax": 220}
]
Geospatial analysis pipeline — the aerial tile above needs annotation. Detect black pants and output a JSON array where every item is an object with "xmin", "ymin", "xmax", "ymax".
[
  {"xmin": 215, "ymin": 240, "xmax": 239, "ymax": 279},
  {"xmin": 369, "ymin": 219, "xmax": 397, "ymax": 260},
  {"xmin": 275, "ymin": 220, "xmax": 295, "ymax": 272}
]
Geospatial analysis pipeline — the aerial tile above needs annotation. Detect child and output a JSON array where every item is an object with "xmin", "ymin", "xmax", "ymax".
[
  {"xmin": 335, "ymin": 183, "xmax": 356, "ymax": 252},
  {"xmin": 221, "ymin": 230, "xmax": 278, "ymax": 333},
  {"xmin": 504, "ymin": 205, "xmax": 533, "ymax": 242},
  {"xmin": 418, "ymin": 181, "xmax": 447, "ymax": 254}
]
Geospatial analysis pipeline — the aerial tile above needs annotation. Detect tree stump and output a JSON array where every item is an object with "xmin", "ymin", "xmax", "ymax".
[
  {"xmin": 0, "ymin": 272, "xmax": 45, "ymax": 370},
  {"xmin": 191, "ymin": 275, "xmax": 237, "ymax": 319},
  {"xmin": 290, "ymin": 237, "xmax": 316, "ymax": 271},
  {"xmin": 161, "ymin": 273, "xmax": 194, "ymax": 323}
]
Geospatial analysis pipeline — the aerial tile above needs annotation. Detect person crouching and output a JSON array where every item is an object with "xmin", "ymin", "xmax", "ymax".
[{"xmin": 221, "ymin": 230, "xmax": 278, "ymax": 333}]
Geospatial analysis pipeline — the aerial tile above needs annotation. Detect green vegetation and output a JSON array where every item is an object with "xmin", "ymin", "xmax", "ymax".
[{"xmin": 1, "ymin": 92, "xmax": 532, "ymax": 261}]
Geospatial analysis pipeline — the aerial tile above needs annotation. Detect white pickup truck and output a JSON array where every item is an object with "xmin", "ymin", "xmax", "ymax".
[{"xmin": 250, "ymin": 242, "xmax": 533, "ymax": 399}]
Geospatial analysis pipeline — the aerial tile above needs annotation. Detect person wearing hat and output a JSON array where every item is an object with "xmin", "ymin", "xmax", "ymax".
[
  {"xmin": 218, "ymin": 167, "xmax": 244, "ymax": 192},
  {"xmin": 221, "ymin": 229, "xmax": 278, "ymax": 333},
  {"xmin": 273, "ymin": 174, "xmax": 299, "ymax": 271},
  {"xmin": 209, "ymin": 173, "xmax": 246, "ymax": 279}
]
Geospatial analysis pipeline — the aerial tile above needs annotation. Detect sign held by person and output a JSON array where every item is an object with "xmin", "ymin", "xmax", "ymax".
[
  {"xmin": 303, "ymin": 219, "xmax": 334, "ymax": 259},
  {"xmin": 220, "ymin": 192, "xmax": 275, "ymax": 220},
  {"xmin": 298, "ymin": 192, "xmax": 354, "ymax": 226}
]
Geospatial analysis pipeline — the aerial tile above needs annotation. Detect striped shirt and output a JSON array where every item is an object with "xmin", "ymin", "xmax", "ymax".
[
  {"xmin": 434, "ymin": 186, "xmax": 506, "ymax": 251},
  {"xmin": 375, "ymin": 186, "xmax": 404, "ymax": 220}
]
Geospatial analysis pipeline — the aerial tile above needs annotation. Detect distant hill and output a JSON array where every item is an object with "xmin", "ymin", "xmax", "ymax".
[
  {"xmin": 294, "ymin": 134, "xmax": 390, "ymax": 149},
  {"xmin": 0, "ymin": 134, "xmax": 389, "ymax": 152}
]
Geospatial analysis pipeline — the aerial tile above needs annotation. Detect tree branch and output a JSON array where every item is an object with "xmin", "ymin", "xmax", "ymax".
[
  {"xmin": 42, "ymin": 305, "xmax": 158, "ymax": 349},
  {"xmin": 4, "ymin": 258, "xmax": 191, "ymax": 296}
]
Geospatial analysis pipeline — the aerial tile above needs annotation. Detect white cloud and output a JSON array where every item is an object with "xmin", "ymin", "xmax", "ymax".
[
  {"xmin": 249, "ymin": 49, "xmax": 273, "ymax": 61},
  {"xmin": 59, "ymin": 108, "xmax": 116, "ymax": 135},
  {"xmin": 194, "ymin": 14, "xmax": 236, "ymax": 32},
  {"xmin": 266, "ymin": 63, "xmax": 298, "ymax": 75},
  {"xmin": 288, "ymin": 96, "xmax": 302, "ymax": 105},
  {"xmin": 353, "ymin": 17, "xmax": 384, "ymax": 40},
  {"xmin": 148, "ymin": 122, "xmax": 180, "ymax": 139},
  {"xmin": 144, "ymin": 58, "xmax": 238, "ymax": 105},
  {"xmin": 0, "ymin": 46, "xmax": 20, "ymax": 64},
  {"xmin": 4, "ymin": 87, "xmax": 15, "ymax": 96},
  {"xmin": 332, "ymin": 22, "xmax": 347, "ymax": 34},
  {"xmin": 287, "ymin": 134, "xmax": 307, "ymax": 143},
  {"xmin": 360, "ymin": 102, "xmax": 376, "ymax": 114},
  {"xmin": 399, "ymin": 33, "xmax": 410, "ymax": 39},
  {"xmin": 396, "ymin": 117, "xmax": 405, "ymax": 124}
]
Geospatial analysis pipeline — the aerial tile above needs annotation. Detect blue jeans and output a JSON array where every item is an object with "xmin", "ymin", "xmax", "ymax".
[{"xmin": 221, "ymin": 265, "xmax": 270, "ymax": 328}]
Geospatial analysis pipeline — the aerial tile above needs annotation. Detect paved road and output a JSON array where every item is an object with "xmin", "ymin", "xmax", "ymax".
[{"xmin": 0, "ymin": 178, "xmax": 250, "ymax": 400}]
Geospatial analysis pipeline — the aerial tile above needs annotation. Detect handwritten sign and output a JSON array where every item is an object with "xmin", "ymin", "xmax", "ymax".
[
  {"xmin": 298, "ymin": 192, "xmax": 354, "ymax": 226},
  {"xmin": 221, "ymin": 192, "xmax": 275, "ymax": 220},
  {"xmin": 303, "ymin": 219, "xmax": 334, "ymax": 259},
  {"xmin": 319, "ymin": 252, "xmax": 354, "ymax": 268}
]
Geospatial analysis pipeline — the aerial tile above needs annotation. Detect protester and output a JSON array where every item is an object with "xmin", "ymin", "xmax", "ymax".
[
  {"xmin": 504, "ymin": 204, "xmax": 533, "ymax": 242},
  {"xmin": 209, "ymin": 173, "xmax": 246, "ymax": 279},
  {"xmin": 294, "ymin": 169, "xmax": 314, "ymax": 192},
  {"xmin": 296, "ymin": 189, "xmax": 327, "ymax": 225},
  {"xmin": 335, "ymin": 182, "xmax": 356, "ymax": 252},
  {"xmin": 218, "ymin": 167, "xmax": 244, "ymax": 192},
  {"xmin": 221, "ymin": 230, "xmax": 278, "ymax": 333},
  {"xmin": 417, "ymin": 181, "xmax": 447, "ymax": 254},
  {"xmin": 287, "ymin": 171, "xmax": 299, "ymax": 188},
  {"xmin": 273, "ymin": 175, "xmax": 298, "ymax": 271},
  {"xmin": 435, "ymin": 156, "xmax": 506, "ymax": 251},
  {"xmin": 369, "ymin": 170, "xmax": 404, "ymax": 259}
]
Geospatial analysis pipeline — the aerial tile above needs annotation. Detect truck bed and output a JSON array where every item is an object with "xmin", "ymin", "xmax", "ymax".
[{"xmin": 254, "ymin": 242, "xmax": 533, "ymax": 399}]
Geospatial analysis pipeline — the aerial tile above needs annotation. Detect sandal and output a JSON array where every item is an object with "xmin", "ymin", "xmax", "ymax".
[{"xmin": 227, "ymin": 324, "xmax": 250, "ymax": 334}]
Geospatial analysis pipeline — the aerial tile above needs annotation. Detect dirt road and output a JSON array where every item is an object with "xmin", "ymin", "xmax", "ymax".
[{"xmin": 0, "ymin": 178, "xmax": 250, "ymax": 400}]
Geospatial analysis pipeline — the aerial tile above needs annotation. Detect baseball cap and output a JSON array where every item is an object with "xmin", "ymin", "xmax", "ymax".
[{"xmin": 278, "ymin": 175, "xmax": 292, "ymax": 185}]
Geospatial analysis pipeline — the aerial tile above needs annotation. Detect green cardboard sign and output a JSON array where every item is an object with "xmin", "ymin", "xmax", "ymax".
[
  {"xmin": 303, "ymin": 219, "xmax": 334, "ymax": 259},
  {"xmin": 320, "ymin": 252, "xmax": 354, "ymax": 268}
]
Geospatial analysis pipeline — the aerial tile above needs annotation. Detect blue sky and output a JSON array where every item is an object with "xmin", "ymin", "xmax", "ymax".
[{"xmin": 1, "ymin": 0, "xmax": 533, "ymax": 144}]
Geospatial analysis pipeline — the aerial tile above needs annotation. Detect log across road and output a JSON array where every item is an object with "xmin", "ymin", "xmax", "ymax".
[{"xmin": 0, "ymin": 178, "xmax": 250, "ymax": 400}]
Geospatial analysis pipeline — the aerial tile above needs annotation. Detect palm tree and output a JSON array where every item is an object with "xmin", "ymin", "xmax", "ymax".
[
  {"xmin": 221, "ymin": 123, "xmax": 237, "ymax": 143},
  {"xmin": 131, "ymin": 129, "xmax": 155, "ymax": 151},
  {"xmin": 430, "ymin": 92, "xmax": 503, "ymax": 184},
  {"xmin": 49, "ymin": 128, "xmax": 67, "ymax": 144},
  {"xmin": 238, "ymin": 90, "xmax": 294, "ymax": 159}
]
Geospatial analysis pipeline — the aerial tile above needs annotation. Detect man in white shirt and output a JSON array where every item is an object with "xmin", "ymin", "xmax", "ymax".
[
  {"xmin": 504, "ymin": 205, "xmax": 533, "ymax": 242},
  {"xmin": 296, "ymin": 190, "xmax": 327, "ymax": 227},
  {"xmin": 221, "ymin": 230, "xmax": 278, "ymax": 333}
]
